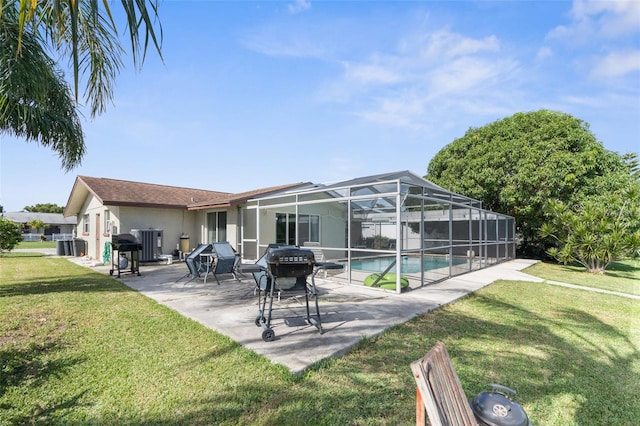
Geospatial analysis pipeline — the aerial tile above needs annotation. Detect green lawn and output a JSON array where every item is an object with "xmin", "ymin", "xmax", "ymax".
[
  {"xmin": 15, "ymin": 241, "xmax": 57, "ymax": 249},
  {"xmin": 524, "ymin": 258, "xmax": 640, "ymax": 296},
  {"xmin": 1, "ymin": 257, "xmax": 638, "ymax": 425}
]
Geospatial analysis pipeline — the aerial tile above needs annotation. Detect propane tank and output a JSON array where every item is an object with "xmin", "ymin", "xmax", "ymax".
[{"xmin": 119, "ymin": 253, "xmax": 129, "ymax": 269}]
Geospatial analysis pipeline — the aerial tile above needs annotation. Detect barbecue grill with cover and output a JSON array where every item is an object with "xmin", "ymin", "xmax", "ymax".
[
  {"xmin": 110, "ymin": 233, "xmax": 142, "ymax": 277},
  {"xmin": 239, "ymin": 245, "xmax": 343, "ymax": 342}
]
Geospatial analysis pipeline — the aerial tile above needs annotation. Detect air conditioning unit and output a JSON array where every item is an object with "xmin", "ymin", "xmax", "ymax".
[{"xmin": 130, "ymin": 229, "xmax": 163, "ymax": 262}]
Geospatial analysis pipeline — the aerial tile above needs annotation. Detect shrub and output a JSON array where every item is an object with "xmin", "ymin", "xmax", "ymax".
[
  {"xmin": 540, "ymin": 186, "xmax": 640, "ymax": 273},
  {"xmin": 0, "ymin": 216, "xmax": 23, "ymax": 252}
]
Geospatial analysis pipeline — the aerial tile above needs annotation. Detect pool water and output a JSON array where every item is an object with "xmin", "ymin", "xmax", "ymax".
[{"xmin": 349, "ymin": 256, "xmax": 465, "ymax": 274}]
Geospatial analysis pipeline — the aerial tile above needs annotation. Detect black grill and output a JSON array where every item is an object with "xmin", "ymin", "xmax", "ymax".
[
  {"xmin": 111, "ymin": 233, "xmax": 143, "ymax": 252},
  {"xmin": 266, "ymin": 247, "xmax": 315, "ymax": 277},
  {"xmin": 110, "ymin": 234, "xmax": 142, "ymax": 277}
]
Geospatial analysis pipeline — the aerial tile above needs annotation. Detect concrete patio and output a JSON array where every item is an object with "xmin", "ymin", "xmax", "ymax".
[{"xmin": 64, "ymin": 256, "xmax": 541, "ymax": 374}]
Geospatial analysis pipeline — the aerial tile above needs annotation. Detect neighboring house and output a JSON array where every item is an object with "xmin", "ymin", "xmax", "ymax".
[
  {"xmin": 63, "ymin": 176, "xmax": 307, "ymax": 261},
  {"xmin": 3, "ymin": 211, "xmax": 77, "ymax": 239}
]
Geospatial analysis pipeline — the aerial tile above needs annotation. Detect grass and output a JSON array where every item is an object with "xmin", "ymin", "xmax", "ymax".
[
  {"xmin": 15, "ymin": 241, "xmax": 57, "ymax": 249},
  {"xmin": 524, "ymin": 258, "xmax": 640, "ymax": 296},
  {"xmin": 0, "ymin": 241, "xmax": 57, "ymax": 258},
  {"xmin": 0, "ymin": 256, "xmax": 638, "ymax": 425}
]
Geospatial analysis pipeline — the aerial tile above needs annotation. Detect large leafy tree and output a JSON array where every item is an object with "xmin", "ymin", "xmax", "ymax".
[
  {"xmin": 0, "ymin": 0, "xmax": 162, "ymax": 170},
  {"xmin": 426, "ymin": 110, "xmax": 634, "ymax": 256},
  {"xmin": 24, "ymin": 203, "xmax": 64, "ymax": 213}
]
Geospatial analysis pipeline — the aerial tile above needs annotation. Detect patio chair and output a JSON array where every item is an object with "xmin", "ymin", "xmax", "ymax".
[
  {"xmin": 239, "ymin": 243, "xmax": 305, "ymax": 302},
  {"xmin": 249, "ymin": 243, "xmax": 288, "ymax": 297},
  {"xmin": 410, "ymin": 341, "xmax": 477, "ymax": 426},
  {"xmin": 208, "ymin": 242, "xmax": 241, "ymax": 284},
  {"xmin": 303, "ymin": 241, "xmax": 327, "ymax": 278},
  {"xmin": 176, "ymin": 243, "xmax": 213, "ymax": 283}
]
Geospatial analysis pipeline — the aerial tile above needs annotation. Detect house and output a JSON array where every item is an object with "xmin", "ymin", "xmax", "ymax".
[
  {"xmin": 64, "ymin": 171, "xmax": 517, "ymax": 292},
  {"xmin": 63, "ymin": 175, "xmax": 307, "ymax": 261},
  {"xmin": 3, "ymin": 211, "xmax": 77, "ymax": 240}
]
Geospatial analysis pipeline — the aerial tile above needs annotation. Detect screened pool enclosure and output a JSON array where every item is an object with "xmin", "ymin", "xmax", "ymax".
[{"xmin": 239, "ymin": 171, "xmax": 515, "ymax": 293}]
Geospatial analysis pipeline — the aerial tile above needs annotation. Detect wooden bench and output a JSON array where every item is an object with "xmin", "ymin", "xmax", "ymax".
[{"xmin": 410, "ymin": 341, "xmax": 478, "ymax": 426}]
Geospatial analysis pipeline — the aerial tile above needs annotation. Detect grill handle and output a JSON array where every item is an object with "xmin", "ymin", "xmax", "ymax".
[
  {"xmin": 489, "ymin": 383, "xmax": 517, "ymax": 398},
  {"xmin": 315, "ymin": 262, "xmax": 344, "ymax": 270},
  {"xmin": 237, "ymin": 264, "xmax": 265, "ymax": 273}
]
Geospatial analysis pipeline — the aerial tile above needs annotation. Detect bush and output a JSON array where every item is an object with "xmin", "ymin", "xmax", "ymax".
[
  {"xmin": 0, "ymin": 217, "xmax": 23, "ymax": 252},
  {"xmin": 540, "ymin": 186, "xmax": 640, "ymax": 273}
]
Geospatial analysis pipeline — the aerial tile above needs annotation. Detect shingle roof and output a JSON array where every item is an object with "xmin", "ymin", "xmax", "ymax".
[
  {"xmin": 64, "ymin": 176, "xmax": 231, "ymax": 216},
  {"xmin": 4, "ymin": 212, "xmax": 77, "ymax": 225},
  {"xmin": 63, "ymin": 176, "xmax": 310, "ymax": 216}
]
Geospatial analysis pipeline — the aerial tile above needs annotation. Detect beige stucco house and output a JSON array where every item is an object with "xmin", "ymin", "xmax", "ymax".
[{"xmin": 63, "ymin": 176, "xmax": 305, "ymax": 262}]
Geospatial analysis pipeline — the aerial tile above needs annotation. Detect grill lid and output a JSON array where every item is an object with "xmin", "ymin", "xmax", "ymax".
[
  {"xmin": 470, "ymin": 384, "xmax": 531, "ymax": 426},
  {"xmin": 266, "ymin": 247, "xmax": 315, "ymax": 277},
  {"xmin": 111, "ymin": 233, "xmax": 142, "ymax": 250}
]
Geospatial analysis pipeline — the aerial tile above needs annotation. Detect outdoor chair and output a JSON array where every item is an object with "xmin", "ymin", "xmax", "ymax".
[
  {"xmin": 237, "ymin": 243, "xmax": 307, "ymax": 301},
  {"xmin": 208, "ymin": 242, "xmax": 241, "ymax": 284},
  {"xmin": 248, "ymin": 243, "xmax": 289, "ymax": 298},
  {"xmin": 303, "ymin": 241, "xmax": 327, "ymax": 278},
  {"xmin": 410, "ymin": 341, "xmax": 477, "ymax": 426},
  {"xmin": 176, "ymin": 243, "xmax": 213, "ymax": 284}
]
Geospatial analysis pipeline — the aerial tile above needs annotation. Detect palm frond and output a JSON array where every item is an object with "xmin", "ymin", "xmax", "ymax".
[
  {"xmin": 0, "ymin": 11, "xmax": 85, "ymax": 170},
  {"xmin": 4, "ymin": 0, "xmax": 163, "ymax": 117}
]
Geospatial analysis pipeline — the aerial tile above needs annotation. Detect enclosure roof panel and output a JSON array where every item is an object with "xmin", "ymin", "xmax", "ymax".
[{"xmin": 275, "ymin": 170, "xmax": 481, "ymax": 206}]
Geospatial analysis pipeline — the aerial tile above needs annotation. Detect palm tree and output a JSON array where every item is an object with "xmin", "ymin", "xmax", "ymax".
[
  {"xmin": 0, "ymin": 1, "xmax": 162, "ymax": 170},
  {"xmin": 1, "ymin": 11, "xmax": 84, "ymax": 170}
]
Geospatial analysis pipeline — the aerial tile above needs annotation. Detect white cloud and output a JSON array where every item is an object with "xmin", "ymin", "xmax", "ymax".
[
  {"xmin": 243, "ymin": 35, "xmax": 328, "ymax": 59},
  {"xmin": 572, "ymin": 0, "xmax": 640, "ymax": 37},
  {"xmin": 536, "ymin": 47, "xmax": 553, "ymax": 61},
  {"xmin": 418, "ymin": 30, "xmax": 500, "ymax": 60},
  {"xmin": 428, "ymin": 57, "xmax": 516, "ymax": 97},
  {"xmin": 548, "ymin": 0, "xmax": 640, "ymax": 43},
  {"xmin": 356, "ymin": 93, "xmax": 426, "ymax": 129},
  {"xmin": 325, "ymin": 28, "xmax": 518, "ymax": 129},
  {"xmin": 560, "ymin": 94, "xmax": 606, "ymax": 108},
  {"xmin": 343, "ymin": 61, "xmax": 403, "ymax": 85},
  {"xmin": 591, "ymin": 50, "xmax": 640, "ymax": 78},
  {"xmin": 288, "ymin": 0, "xmax": 311, "ymax": 15}
]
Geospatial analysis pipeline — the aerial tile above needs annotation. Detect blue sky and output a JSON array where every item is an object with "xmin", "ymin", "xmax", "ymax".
[{"xmin": 1, "ymin": 0, "xmax": 639, "ymax": 212}]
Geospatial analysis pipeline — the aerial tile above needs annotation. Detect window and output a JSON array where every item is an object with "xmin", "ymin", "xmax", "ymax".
[
  {"xmin": 298, "ymin": 214, "xmax": 320, "ymax": 243},
  {"xmin": 276, "ymin": 213, "xmax": 320, "ymax": 245},
  {"xmin": 207, "ymin": 211, "xmax": 227, "ymax": 242},
  {"xmin": 83, "ymin": 214, "xmax": 90, "ymax": 233},
  {"xmin": 104, "ymin": 210, "xmax": 111, "ymax": 233}
]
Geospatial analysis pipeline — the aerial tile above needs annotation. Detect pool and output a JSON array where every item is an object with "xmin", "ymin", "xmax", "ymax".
[{"xmin": 348, "ymin": 256, "xmax": 465, "ymax": 274}]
